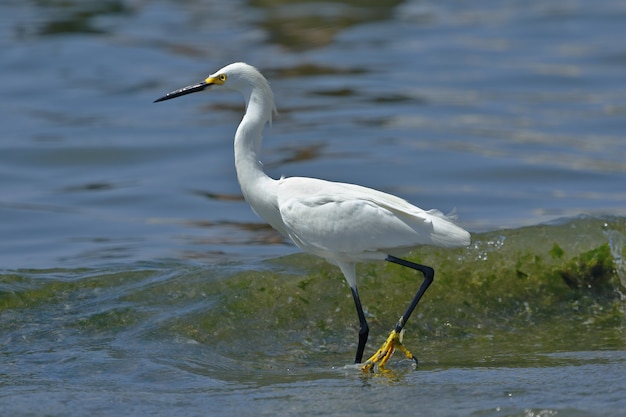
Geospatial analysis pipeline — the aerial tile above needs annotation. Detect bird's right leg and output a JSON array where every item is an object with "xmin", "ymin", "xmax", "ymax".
[
  {"xmin": 337, "ymin": 262, "xmax": 370, "ymax": 364},
  {"xmin": 350, "ymin": 286, "xmax": 369, "ymax": 364}
]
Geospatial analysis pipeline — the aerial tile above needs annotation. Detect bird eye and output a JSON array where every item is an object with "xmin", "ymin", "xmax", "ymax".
[{"xmin": 218, "ymin": 74, "xmax": 227, "ymax": 82}]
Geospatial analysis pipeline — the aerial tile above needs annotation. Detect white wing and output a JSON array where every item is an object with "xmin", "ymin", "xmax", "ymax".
[{"xmin": 276, "ymin": 177, "xmax": 470, "ymax": 263}]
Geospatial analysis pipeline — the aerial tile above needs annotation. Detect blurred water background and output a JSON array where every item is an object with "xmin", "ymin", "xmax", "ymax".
[{"xmin": 1, "ymin": 1, "xmax": 625, "ymax": 416}]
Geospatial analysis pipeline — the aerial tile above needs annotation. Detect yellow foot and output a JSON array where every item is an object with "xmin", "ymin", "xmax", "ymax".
[{"xmin": 361, "ymin": 330, "xmax": 417, "ymax": 372}]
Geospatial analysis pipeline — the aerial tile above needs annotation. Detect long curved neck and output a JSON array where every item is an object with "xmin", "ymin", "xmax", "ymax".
[
  {"xmin": 234, "ymin": 87, "xmax": 273, "ymax": 188},
  {"xmin": 233, "ymin": 86, "xmax": 286, "ymax": 233}
]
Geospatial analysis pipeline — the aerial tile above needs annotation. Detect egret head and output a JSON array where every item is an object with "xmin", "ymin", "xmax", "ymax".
[
  {"xmin": 154, "ymin": 62, "xmax": 268, "ymax": 102},
  {"xmin": 154, "ymin": 62, "xmax": 276, "ymax": 123}
]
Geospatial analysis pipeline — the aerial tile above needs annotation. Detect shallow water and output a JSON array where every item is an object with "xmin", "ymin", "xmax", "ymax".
[
  {"xmin": 1, "ymin": 0, "xmax": 626, "ymax": 416},
  {"xmin": 2, "ymin": 238, "xmax": 625, "ymax": 417}
]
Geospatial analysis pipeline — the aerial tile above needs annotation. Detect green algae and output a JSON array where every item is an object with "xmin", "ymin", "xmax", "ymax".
[
  {"xmin": 1, "ymin": 217, "xmax": 624, "ymax": 366},
  {"xmin": 556, "ymin": 243, "xmax": 615, "ymax": 290},
  {"xmin": 180, "ymin": 217, "xmax": 625, "ymax": 364}
]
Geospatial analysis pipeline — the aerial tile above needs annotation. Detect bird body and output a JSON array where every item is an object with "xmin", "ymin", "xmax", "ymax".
[
  {"xmin": 221, "ymin": 62, "xmax": 469, "ymax": 267},
  {"xmin": 155, "ymin": 62, "xmax": 470, "ymax": 370},
  {"xmin": 277, "ymin": 178, "xmax": 467, "ymax": 262}
]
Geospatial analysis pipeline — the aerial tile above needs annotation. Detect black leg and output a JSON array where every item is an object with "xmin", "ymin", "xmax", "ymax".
[
  {"xmin": 350, "ymin": 286, "xmax": 369, "ymax": 363},
  {"xmin": 385, "ymin": 255, "xmax": 434, "ymax": 334}
]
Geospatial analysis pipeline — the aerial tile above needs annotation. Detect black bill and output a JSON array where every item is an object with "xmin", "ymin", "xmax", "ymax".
[{"xmin": 154, "ymin": 81, "xmax": 209, "ymax": 103}]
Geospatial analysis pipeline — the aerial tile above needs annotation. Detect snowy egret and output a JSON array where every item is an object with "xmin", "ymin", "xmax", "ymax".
[{"xmin": 155, "ymin": 62, "xmax": 470, "ymax": 371}]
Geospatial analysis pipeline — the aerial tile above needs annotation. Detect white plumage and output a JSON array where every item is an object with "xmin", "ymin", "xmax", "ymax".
[{"xmin": 155, "ymin": 62, "xmax": 470, "ymax": 370}]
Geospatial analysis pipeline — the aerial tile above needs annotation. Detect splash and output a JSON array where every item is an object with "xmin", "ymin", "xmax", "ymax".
[{"xmin": 603, "ymin": 224, "xmax": 626, "ymax": 290}]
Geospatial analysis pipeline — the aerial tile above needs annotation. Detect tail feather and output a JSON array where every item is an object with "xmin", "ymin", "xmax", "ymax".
[{"xmin": 426, "ymin": 209, "xmax": 471, "ymax": 247}]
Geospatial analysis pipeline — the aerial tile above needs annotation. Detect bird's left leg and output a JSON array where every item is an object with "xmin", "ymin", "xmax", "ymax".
[{"xmin": 361, "ymin": 255, "xmax": 434, "ymax": 372}]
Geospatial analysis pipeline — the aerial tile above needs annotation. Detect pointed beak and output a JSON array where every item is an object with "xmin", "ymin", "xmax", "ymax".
[{"xmin": 153, "ymin": 80, "xmax": 210, "ymax": 103}]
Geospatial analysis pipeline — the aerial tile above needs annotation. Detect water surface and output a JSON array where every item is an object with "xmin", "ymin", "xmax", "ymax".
[{"xmin": 1, "ymin": 0, "xmax": 625, "ymax": 416}]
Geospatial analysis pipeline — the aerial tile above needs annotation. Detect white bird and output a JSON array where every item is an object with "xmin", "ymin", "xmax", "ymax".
[{"xmin": 155, "ymin": 62, "xmax": 470, "ymax": 371}]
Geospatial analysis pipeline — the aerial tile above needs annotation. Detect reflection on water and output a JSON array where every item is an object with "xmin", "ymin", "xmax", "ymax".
[
  {"xmin": 16, "ymin": 0, "xmax": 131, "ymax": 37},
  {"xmin": 252, "ymin": 0, "xmax": 403, "ymax": 50}
]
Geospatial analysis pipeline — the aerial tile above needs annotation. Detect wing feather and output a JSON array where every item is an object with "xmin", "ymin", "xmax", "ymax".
[{"xmin": 276, "ymin": 177, "xmax": 470, "ymax": 261}]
